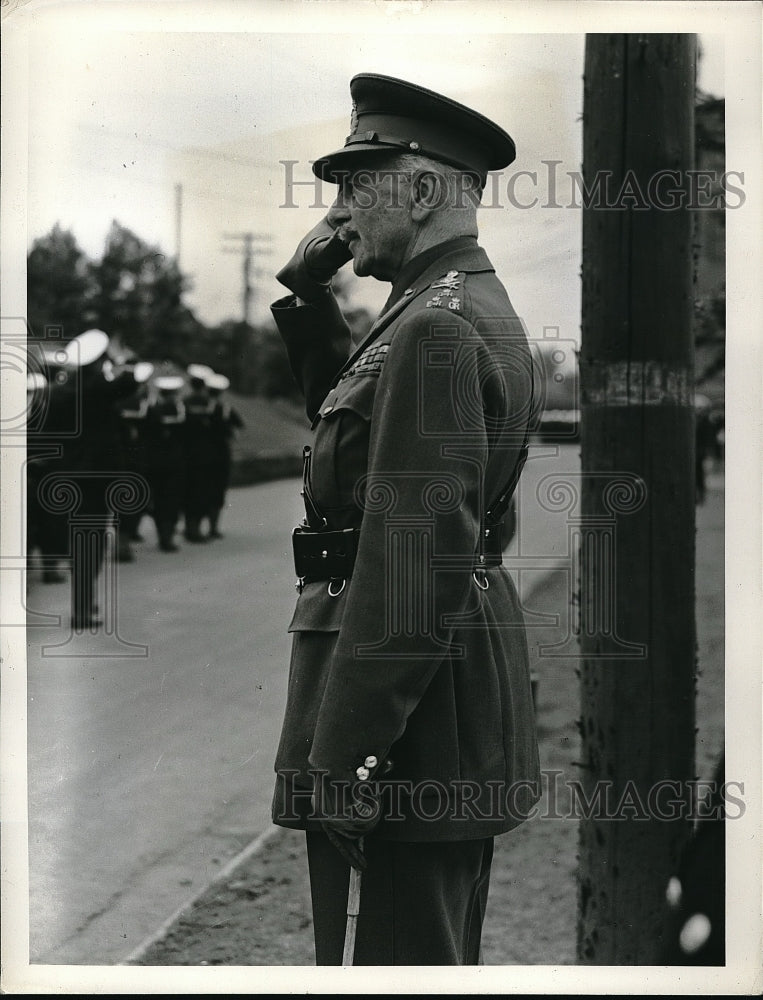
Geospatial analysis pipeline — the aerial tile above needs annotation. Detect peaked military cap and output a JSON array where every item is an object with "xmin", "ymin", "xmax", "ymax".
[{"xmin": 312, "ymin": 73, "xmax": 516, "ymax": 184}]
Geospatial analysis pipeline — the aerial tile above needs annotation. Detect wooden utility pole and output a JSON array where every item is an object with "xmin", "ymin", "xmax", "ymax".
[
  {"xmin": 577, "ymin": 34, "xmax": 697, "ymax": 963},
  {"xmin": 221, "ymin": 232, "xmax": 273, "ymax": 326}
]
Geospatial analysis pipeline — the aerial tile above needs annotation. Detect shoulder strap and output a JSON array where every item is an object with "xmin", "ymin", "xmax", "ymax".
[{"xmin": 484, "ymin": 356, "xmax": 536, "ymax": 527}]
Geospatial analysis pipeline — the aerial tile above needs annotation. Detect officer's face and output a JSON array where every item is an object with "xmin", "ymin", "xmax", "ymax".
[{"xmin": 327, "ymin": 165, "xmax": 416, "ymax": 282}]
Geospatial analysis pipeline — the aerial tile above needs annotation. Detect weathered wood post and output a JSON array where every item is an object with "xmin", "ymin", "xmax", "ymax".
[{"xmin": 577, "ymin": 34, "xmax": 698, "ymax": 963}]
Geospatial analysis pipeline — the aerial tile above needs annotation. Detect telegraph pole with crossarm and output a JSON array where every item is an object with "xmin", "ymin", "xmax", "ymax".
[{"xmin": 221, "ymin": 231, "xmax": 273, "ymax": 326}]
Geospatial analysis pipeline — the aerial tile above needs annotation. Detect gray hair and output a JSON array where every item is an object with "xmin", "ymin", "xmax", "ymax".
[
  {"xmin": 401, "ymin": 152, "xmax": 482, "ymax": 209},
  {"xmin": 376, "ymin": 151, "xmax": 483, "ymax": 211}
]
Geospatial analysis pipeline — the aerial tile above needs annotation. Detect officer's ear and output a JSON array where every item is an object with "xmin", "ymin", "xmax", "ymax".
[{"xmin": 410, "ymin": 169, "xmax": 448, "ymax": 220}]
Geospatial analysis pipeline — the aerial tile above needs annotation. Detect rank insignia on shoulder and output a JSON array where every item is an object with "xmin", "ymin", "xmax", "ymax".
[{"xmin": 431, "ymin": 270, "xmax": 461, "ymax": 292}]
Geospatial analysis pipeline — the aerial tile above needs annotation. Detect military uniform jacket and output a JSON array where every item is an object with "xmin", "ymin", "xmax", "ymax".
[
  {"xmin": 144, "ymin": 398, "xmax": 186, "ymax": 475},
  {"xmin": 42, "ymin": 368, "xmax": 140, "ymax": 517},
  {"xmin": 270, "ymin": 238, "xmax": 541, "ymax": 841}
]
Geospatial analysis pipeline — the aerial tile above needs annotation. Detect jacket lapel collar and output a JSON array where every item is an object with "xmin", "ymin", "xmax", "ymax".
[{"xmin": 331, "ymin": 244, "xmax": 495, "ymax": 385}]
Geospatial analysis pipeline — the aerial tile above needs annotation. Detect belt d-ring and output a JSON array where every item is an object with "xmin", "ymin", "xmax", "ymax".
[
  {"xmin": 328, "ymin": 578, "xmax": 346, "ymax": 598},
  {"xmin": 472, "ymin": 570, "xmax": 489, "ymax": 591}
]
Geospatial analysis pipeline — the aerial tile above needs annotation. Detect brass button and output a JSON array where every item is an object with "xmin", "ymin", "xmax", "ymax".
[
  {"xmin": 356, "ymin": 766, "xmax": 370, "ymax": 781},
  {"xmin": 364, "ymin": 755, "xmax": 378, "ymax": 769}
]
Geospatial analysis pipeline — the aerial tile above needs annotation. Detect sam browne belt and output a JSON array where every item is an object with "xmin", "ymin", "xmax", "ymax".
[
  {"xmin": 292, "ymin": 516, "xmax": 507, "ymax": 595},
  {"xmin": 292, "ymin": 433, "xmax": 529, "ymax": 595},
  {"xmin": 293, "ymin": 524, "xmax": 360, "ymax": 593}
]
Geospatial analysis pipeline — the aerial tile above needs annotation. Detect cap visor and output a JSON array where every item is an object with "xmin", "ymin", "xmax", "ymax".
[{"xmin": 312, "ymin": 144, "xmax": 404, "ymax": 183}]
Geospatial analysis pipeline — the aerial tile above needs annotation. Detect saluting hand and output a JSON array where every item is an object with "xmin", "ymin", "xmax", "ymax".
[{"xmin": 275, "ymin": 216, "xmax": 352, "ymax": 303}]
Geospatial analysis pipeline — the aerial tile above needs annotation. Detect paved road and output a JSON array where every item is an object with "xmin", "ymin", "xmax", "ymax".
[
  {"xmin": 25, "ymin": 478, "xmax": 305, "ymax": 964},
  {"xmin": 25, "ymin": 444, "xmax": 581, "ymax": 965}
]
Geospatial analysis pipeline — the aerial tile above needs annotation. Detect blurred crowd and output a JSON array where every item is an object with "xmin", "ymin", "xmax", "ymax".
[{"xmin": 26, "ymin": 329, "xmax": 244, "ymax": 629}]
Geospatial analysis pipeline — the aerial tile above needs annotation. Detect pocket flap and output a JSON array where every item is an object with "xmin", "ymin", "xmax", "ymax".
[
  {"xmin": 311, "ymin": 374, "xmax": 377, "ymax": 428},
  {"xmin": 288, "ymin": 580, "xmax": 347, "ymax": 632}
]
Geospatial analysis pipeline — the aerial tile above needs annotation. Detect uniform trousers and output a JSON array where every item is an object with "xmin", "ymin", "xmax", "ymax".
[
  {"xmin": 305, "ymin": 830, "xmax": 494, "ymax": 965},
  {"xmin": 70, "ymin": 481, "xmax": 112, "ymax": 626}
]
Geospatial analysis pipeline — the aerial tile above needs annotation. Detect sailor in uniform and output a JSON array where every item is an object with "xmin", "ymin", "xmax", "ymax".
[
  {"xmin": 44, "ymin": 329, "xmax": 144, "ymax": 629},
  {"xmin": 145, "ymin": 375, "xmax": 186, "ymax": 553},
  {"xmin": 114, "ymin": 360, "xmax": 154, "ymax": 561},
  {"xmin": 204, "ymin": 372, "xmax": 244, "ymax": 539},
  {"xmin": 182, "ymin": 364, "xmax": 216, "ymax": 543}
]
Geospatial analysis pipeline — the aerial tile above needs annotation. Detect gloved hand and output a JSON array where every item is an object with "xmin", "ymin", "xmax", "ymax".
[
  {"xmin": 322, "ymin": 825, "xmax": 368, "ymax": 872},
  {"xmin": 276, "ymin": 217, "xmax": 352, "ymax": 303},
  {"xmin": 313, "ymin": 776, "xmax": 381, "ymax": 872}
]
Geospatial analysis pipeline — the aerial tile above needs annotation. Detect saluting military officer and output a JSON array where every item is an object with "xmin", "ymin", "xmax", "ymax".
[{"xmin": 269, "ymin": 74, "xmax": 541, "ymax": 966}]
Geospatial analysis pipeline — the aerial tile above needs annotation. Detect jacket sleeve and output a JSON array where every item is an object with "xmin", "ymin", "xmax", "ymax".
[
  {"xmin": 307, "ymin": 308, "xmax": 490, "ymax": 782},
  {"xmin": 271, "ymin": 289, "xmax": 352, "ymax": 421}
]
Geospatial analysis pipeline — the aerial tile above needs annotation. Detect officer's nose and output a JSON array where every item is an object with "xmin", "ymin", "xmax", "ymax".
[{"xmin": 327, "ymin": 183, "xmax": 352, "ymax": 228}]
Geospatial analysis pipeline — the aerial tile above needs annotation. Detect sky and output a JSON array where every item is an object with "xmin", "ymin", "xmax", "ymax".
[{"xmin": 15, "ymin": 2, "xmax": 729, "ymax": 346}]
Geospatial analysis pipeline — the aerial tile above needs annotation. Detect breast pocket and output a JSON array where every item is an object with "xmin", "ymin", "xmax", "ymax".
[{"xmin": 311, "ymin": 375, "xmax": 377, "ymax": 516}]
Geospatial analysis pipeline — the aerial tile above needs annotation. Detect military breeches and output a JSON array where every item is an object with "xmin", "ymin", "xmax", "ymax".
[{"xmin": 305, "ymin": 831, "xmax": 494, "ymax": 965}]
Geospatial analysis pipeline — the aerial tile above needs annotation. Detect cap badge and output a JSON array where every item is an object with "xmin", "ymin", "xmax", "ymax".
[{"xmin": 350, "ymin": 100, "xmax": 359, "ymax": 135}]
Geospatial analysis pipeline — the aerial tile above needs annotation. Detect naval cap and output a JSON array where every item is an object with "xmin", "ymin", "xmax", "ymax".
[
  {"xmin": 63, "ymin": 329, "xmax": 110, "ymax": 368},
  {"xmin": 134, "ymin": 361, "xmax": 154, "ymax": 384},
  {"xmin": 312, "ymin": 73, "xmax": 516, "ymax": 185},
  {"xmin": 187, "ymin": 363, "xmax": 214, "ymax": 381},
  {"xmin": 206, "ymin": 373, "xmax": 230, "ymax": 392},
  {"xmin": 154, "ymin": 375, "xmax": 184, "ymax": 392}
]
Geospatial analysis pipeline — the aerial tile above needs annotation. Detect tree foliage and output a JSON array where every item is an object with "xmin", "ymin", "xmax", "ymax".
[
  {"xmin": 88, "ymin": 221, "xmax": 199, "ymax": 361},
  {"xmin": 26, "ymin": 221, "xmax": 372, "ymax": 399},
  {"xmin": 27, "ymin": 223, "xmax": 94, "ymax": 340}
]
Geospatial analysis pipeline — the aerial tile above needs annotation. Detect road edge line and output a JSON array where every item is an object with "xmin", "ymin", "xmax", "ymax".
[{"xmin": 121, "ymin": 823, "xmax": 283, "ymax": 965}]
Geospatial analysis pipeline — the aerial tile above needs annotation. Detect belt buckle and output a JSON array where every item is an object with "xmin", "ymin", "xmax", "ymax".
[{"xmin": 327, "ymin": 578, "xmax": 346, "ymax": 598}]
